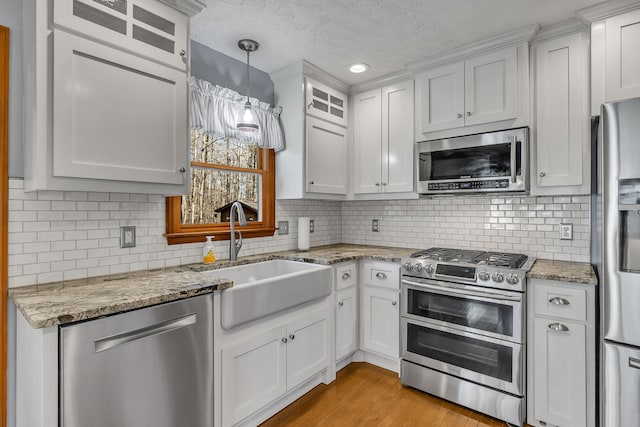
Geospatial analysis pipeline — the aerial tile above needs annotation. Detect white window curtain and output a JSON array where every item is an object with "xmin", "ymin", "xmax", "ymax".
[{"xmin": 189, "ymin": 77, "xmax": 285, "ymax": 151}]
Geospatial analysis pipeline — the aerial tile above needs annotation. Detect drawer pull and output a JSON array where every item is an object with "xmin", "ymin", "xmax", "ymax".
[
  {"xmin": 342, "ymin": 272, "xmax": 351, "ymax": 280},
  {"xmin": 630, "ymin": 357, "xmax": 640, "ymax": 370},
  {"xmin": 548, "ymin": 323, "xmax": 569, "ymax": 332},
  {"xmin": 549, "ymin": 297, "xmax": 570, "ymax": 306},
  {"xmin": 375, "ymin": 272, "xmax": 387, "ymax": 279},
  {"xmin": 338, "ymin": 301, "xmax": 344, "ymax": 307}
]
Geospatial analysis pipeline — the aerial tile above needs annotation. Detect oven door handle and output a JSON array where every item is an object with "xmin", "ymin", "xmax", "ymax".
[
  {"xmin": 401, "ymin": 279, "xmax": 522, "ymax": 302},
  {"xmin": 510, "ymin": 135, "xmax": 517, "ymax": 184}
]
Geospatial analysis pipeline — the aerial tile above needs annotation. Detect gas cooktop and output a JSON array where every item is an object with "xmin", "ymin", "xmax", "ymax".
[
  {"xmin": 401, "ymin": 247, "xmax": 535, "ymax": 292},
  {"xmin": 408, "ymin": 247, "xmax": 528, "ymax": 269}
]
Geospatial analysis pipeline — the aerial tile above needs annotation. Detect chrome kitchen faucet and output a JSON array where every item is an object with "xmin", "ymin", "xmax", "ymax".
[{"xmin": 229, "ymin": 202, "xmax": 247, "ymax": 261}]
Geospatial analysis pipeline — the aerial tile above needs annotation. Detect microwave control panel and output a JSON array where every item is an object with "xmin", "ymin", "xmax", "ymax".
[{"xmin": 428, "ymin": 179, "xmax": 510, "ymax": 191}]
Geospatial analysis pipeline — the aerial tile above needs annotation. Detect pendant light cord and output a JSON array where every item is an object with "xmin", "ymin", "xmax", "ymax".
[{"xmin": 245, "ymin": 49, "xmax": 251, "ymax": 105}]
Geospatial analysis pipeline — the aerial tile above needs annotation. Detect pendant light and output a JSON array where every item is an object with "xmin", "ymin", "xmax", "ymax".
[{"xmin": 237, "ymin": 39, "xmax": 260, "ymax": 132}]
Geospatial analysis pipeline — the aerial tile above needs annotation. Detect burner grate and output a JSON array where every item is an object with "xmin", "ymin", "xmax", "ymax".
[{"xmin": 408, "ymin": 247, "xmax": 528, "ymax": 269}]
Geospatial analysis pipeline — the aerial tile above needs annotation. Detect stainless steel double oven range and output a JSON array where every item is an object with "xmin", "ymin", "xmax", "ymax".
[{"xmin": 400, "ymin": 248, "xmax": 534, "ymax": 427}]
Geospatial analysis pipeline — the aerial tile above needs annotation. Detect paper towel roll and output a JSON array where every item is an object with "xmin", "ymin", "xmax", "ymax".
[{"xmin": 298, "ymin": 217, "xmax": 310, "ymax": 251}]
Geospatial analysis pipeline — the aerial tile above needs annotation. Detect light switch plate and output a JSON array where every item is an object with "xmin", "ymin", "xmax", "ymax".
[
  {"xmin": 560, "ymin": 223, "xmax": 573, "ymax": 240},
  {"xmin": 372, "ymin": 219, "xmax": 379, "ymax": 232},
  {"xmin": 309, "ymin": 220, "xmax": 314, "ymax": 233},
  {"xmin": 278, "ymin": 221, "xmax": 289, "ymax": 235},
  {"xmin": 120, "ymin": 226, "xmax": 136, "ymax": 248}
]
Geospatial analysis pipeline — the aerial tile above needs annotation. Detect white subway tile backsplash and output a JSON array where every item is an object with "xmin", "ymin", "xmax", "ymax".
[{"xmin": 7, "ymin": 178, "xmax": 591, "ymax": 287}]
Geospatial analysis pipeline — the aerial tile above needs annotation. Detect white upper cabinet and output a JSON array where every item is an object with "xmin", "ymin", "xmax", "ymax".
[
  {"xmin": 415, "ymin": 46, "xmax": 518, "ymax": 135},
  {"xmin": 353, "ymin": 89, "xmax": 382, "ymax": 194},
  {"xmin": 306, "ymin": 77, "xmax": 348, "ymax": 127},
  {"xmin": 271, "ymin": 61, "xmax": 350, "ymax": 200},
  {"xmin": 605, "ymin": 9, "xmax": 640, "ymax": 102},
  {"xmin": 531, "ymin": 31, "xmax": 590, "ymax": 195},
  {"xmin": 23, "ymin": 0, "xmax": 190, "ymax": 194},
  {"xmin": 353, "ymin": 79, "xmax": 414, "ymax": 196},
  {"xmin": 590, "ymin": 7, "xmax": 640, "ymax": 114},
  {"xmin": 53, "ymin": 0, "xmax": 189, "ymax": 71},
  {"xmin": 464, "ymin": 47, "xmax": 518, "ymax": 126},
  {"xmin": 306, "ymin": 116, "xmax": 348, "ymax": 195},
  {"xmin": 415, "ymin": 63, "xmax": 465, "ymax": 133},
  {"xmin": 52, "ymin": 30, "xmax": 188, "ymax": 186}
]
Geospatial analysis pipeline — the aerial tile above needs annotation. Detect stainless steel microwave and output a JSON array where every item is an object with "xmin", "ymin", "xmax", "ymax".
[{"xmin": 416, "ymin": 127, "xmax": 529, "ymax": 195}]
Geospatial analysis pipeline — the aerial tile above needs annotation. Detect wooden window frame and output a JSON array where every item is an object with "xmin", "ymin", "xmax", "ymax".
[
  {"xmin": 165, "ymin": 146, "xmax": 276, "ymax": 245},
  {"xmin": 1, "ymin": 25, "xmax": 9, "ymax": 427}
]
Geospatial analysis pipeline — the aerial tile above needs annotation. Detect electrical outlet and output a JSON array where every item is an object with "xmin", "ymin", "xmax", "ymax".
[
  {"xmin": 278, "ymin": 221, "xmax": 289, "ymax": 235},
  {"xmin": 560, "ymin": 223, "xmax": 573, "ymax": 240},
  {"xmin": 120, "ymin": 226, "xmax": 136, "ymax": 248},
  {"xmin": 372, "ymin": 219, "xmax": 379, "ymax": 232},
  {"xmin": 309, "ymin": 220, "xmax": 314, "ymax": 233}
]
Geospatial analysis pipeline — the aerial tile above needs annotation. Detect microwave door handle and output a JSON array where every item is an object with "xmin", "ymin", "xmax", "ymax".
[{"xmin": 510, "ymin": 135, "xmax": 517, "ymax": 184}]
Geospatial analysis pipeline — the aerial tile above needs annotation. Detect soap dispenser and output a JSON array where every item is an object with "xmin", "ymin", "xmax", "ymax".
[{"xmin": 202, "ymin": 236, "xmax": 216, "ymax": 264}]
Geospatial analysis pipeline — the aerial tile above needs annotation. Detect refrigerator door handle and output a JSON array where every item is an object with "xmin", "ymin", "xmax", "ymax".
[{"xmin": 629, "ymin": 357, "xmax": 640, "ymax": 370}]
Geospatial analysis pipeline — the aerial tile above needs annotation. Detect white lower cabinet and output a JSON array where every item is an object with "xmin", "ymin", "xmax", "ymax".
[
  {"xmin": 220, "ymin": 305, "xmax": 330, "ymax": 426},
  {"xmin": 532, "ymin": 318, "xmax": 586, "ymax": 427},
  {"xmin": 527, "ymin": 278, "xmax": 596, "ymax": 427},
  {"xmin": 361, "ymin": 286, "xmax": 399, "ymax": 359},
  {"xmin": 335, "ymin": 286, "xmax": 357, "ymax": 361}
]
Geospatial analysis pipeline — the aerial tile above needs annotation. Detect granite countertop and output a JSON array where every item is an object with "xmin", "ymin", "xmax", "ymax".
[
  {"xmin": 9, "ymin": 244, "xmax": 417, "ymax": 329},
  {"xmin": 527, "ymin": 259, "xmax": 597, "ymax": 285}
]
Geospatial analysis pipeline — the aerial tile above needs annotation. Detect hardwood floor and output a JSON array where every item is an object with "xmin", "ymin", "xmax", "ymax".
[{"xmin": 261, "ymin": 363, "xmax": 511, "ymax": 427}]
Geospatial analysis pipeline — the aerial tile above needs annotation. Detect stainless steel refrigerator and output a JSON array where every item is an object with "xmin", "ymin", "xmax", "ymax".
[{"xmin": 594, "ymin": 97, "xmax": 640, "ymax": 427}]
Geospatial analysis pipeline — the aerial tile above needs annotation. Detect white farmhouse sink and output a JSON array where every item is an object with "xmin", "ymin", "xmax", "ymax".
[{"xmin": 204, "ymin": 260, "xmax": 332, "ymax": 329}]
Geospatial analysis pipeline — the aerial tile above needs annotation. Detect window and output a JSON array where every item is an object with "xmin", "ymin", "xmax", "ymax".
[{"xmin": 165, "ymin": 129, "xmax": 276, "ymax": 244}]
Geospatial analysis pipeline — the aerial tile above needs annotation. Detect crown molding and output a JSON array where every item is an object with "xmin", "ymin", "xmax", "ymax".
[
  {"xmin": 406, "ymin": 24, "xmax": 539, "ymax": 73},
  {"xmin": 349, "ymin": 70, "xmax": 414, "ymax": 95},
  {"xmin": 302, "ymin": 60, "xmax": 350, "ymax": 93},
  {"xmin": 158, "ymin": 0, "xmax": 206, "ymax": 16},
  {"xmin": 577, "ymin": 0, "xmax": 640, "ymax": 23},
  {"xmin": 532, "ymin": 18, "xmax": 589, "ymax": 44}
]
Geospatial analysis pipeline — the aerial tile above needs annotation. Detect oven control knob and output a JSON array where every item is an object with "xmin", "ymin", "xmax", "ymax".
[
  {"xmin": 424, "ymin": 264, "xmax": 434, "ymax": 275},
  {"xmin": 478, "ymin": 271, "xmax": 490, "ymax": 281},
  {"xmin": 492, "ymin": 272, "xmax": 504, "ymax": 283},
  {"xmin": 506, "ymin": 274, "xmax": 520, "ymax": 285},
  {"xmin": 413, "ymin": 263, "xmax": 423, "ymax": 273},
  {"xmin": 403, "ymin": 262, "xmax": 413, "ymax": 272}
]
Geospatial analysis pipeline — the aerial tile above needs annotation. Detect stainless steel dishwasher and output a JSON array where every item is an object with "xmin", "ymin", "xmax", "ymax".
[{"xmin": 60, "ymin": 294, "xmax": 213, "ymax": 427}]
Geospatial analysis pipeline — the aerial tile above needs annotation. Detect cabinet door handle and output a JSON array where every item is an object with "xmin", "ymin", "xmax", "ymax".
[
  {"xmin": 548, "ymin": 323, "xmax": 569, "ymax": 332},
  {"xmin": 289, "ymin": 334, "xmax": 295, "ymax": 341},
  {"xmin": 391, "ymin": 301, "xmax": 397, "ymax": 306},
  {"xmin": 309, "ymin": 181, "xmax": 315, "ymax": 185},
  {"xmin": 338, "ymin": 301, "xmax": 344, "ymax": 307},
  {"xmin": 539, "ymin": 172, "xmax": 546, "ymax": 177},
  {"xmin": 629, "ymin": 357, "xmax": 640, "ymax": 370},
  {"xmin": 549, "ymin": 297, "xmax": 570, "ymax": 306},
  {"xmin": 457, "ymin": 113, "xmax": 463, "ymax": 118},
  {"xmin": 342, "ymin": 272, "xmax": 351, "ymax": 280},
  {"xmin": 375, "ymin": 182, "xmax": 380, "ymax": 186},
  {"xmin": 308, "ymin": 101, "xmax": 314, "ymax": 109},
  {"xmin": 466, "ymin": 111, "xmax": 471, "ymax": 116},
  {"xmin": 375, "ymin": 272, "xmax": 387, "ymax": 279},
  {"xmin": 281, "ymin": 337, "xmax": 288, "ymax": 344},
  {"xmin": 382, "ymin": 182, "xmax": 387, "ymax": 186},
  {"xmin": 179, "ymin": 167, "xmax": 186, "ymax": 173}
]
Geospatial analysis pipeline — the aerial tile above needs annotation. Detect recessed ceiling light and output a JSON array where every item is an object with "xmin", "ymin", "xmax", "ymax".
[{"xmin": 349, "ymin": 63, "xmax": 370, "ymax": 73}]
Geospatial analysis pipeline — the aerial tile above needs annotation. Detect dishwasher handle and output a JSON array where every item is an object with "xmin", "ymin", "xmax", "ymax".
[{"xmin": 94, "ymin": 313, "xmax": 197, "ymax": 353}]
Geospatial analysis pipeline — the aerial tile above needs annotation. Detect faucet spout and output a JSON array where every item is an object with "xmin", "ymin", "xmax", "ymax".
[{"xmin": 229, "ymin": 202, "xmax": 247, "ymax": 261}]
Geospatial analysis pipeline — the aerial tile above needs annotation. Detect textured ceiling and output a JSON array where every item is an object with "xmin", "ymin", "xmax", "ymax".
[{"xmin": 191, "ymin": 0, "xmax": 607, "ymax": 85}]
